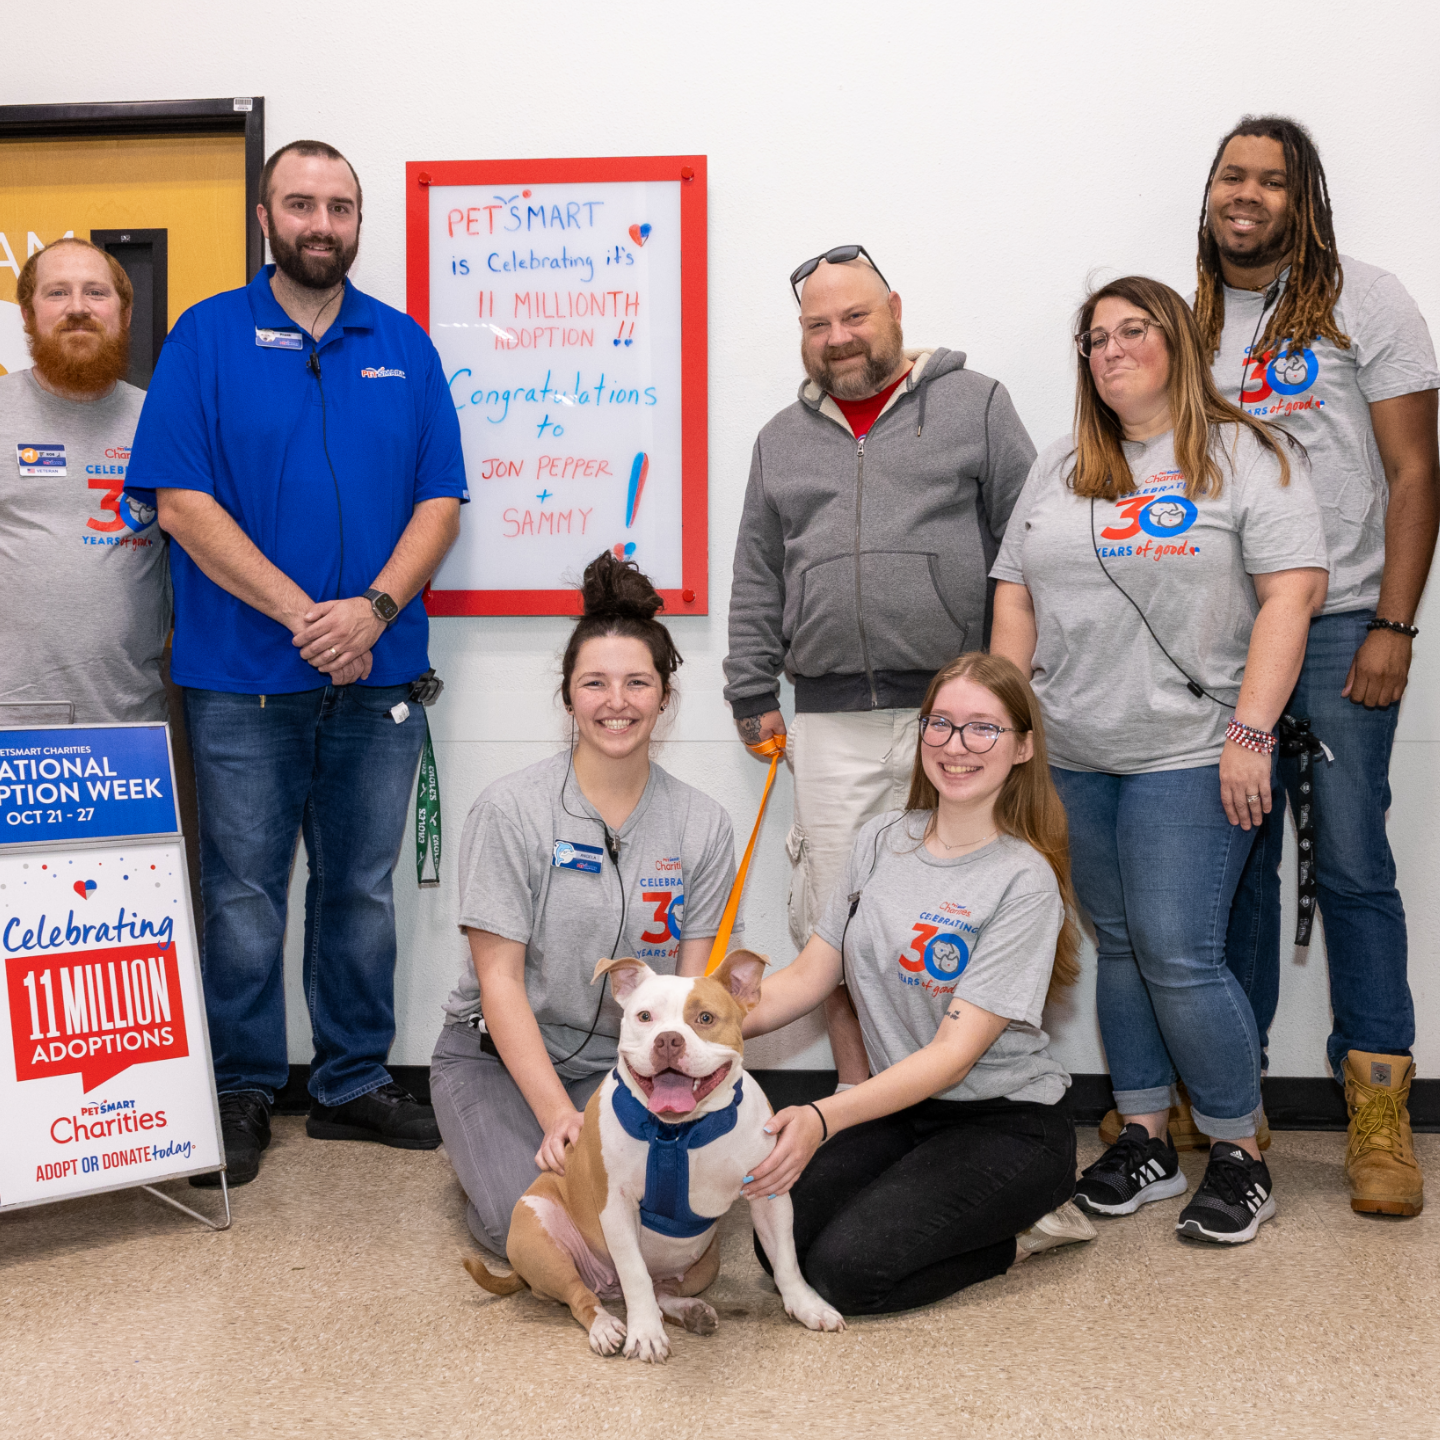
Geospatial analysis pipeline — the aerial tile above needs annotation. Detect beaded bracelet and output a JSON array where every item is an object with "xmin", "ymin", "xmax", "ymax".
[
  {"xmin": 1367, "ymin": 617, "xmax": 1420, "ymax": 638},
  {"xmin": 1226, "ymin": 719, "xmax": 1277, "ymax": 755}
]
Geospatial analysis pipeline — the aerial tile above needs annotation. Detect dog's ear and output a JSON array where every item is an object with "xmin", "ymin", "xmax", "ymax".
[
  {"xmin": 592, "ymin": 955, "xmax": 653, "ymax": 1000},
  {"xmin": 709, "ymin": 949, "xmax": 768, "ymax": 1013}
]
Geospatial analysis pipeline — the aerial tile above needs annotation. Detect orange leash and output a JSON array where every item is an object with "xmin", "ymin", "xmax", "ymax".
[{"xmin": 705, "ymin": 734, "xmax": 786, "ymax": 975}]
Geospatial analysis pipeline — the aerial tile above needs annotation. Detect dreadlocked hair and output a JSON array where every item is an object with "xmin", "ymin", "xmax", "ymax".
[
  {"xmin": 1070, "ymin": 276, "xmax": 1293, "ymax": 502},
  {"xmin": 1194, "ymin": 114, "xmax": 1350, "ymax": 363}
]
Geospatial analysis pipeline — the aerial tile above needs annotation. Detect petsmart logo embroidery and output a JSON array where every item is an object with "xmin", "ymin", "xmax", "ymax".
[
  {"xmin": 6, "ymin": 931, "xmax": 189, "ymax": 1091},
  {"xmin": 1097, "ymin": 469, "xmax": 1201, "ymax": 562},
  {"xmin": 360, "ymin": 366, "xmax": 406, "ymax": 379}
]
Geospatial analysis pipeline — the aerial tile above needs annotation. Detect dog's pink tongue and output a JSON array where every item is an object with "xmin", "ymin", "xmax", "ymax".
[{"xmin": 648, "ymin": 1070, "xmax": 696, "ymax": 1115}]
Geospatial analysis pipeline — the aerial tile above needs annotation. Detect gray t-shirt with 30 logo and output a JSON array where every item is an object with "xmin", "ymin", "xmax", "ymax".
[
  {"xmin": 443, "ymin": 751, "xmax": 738, "ymax": 1079},
  {"xmin": 815, "ymin": 814, "xmax": 1069, "ymax": 1105},
  {"xmin": 0, "ymin": 370, "xmax": 168, "ymax": 723},
  {"xmin": 992, "ymin": 426, "xmax": 1328, "ymax": 773},
  {"xmin": 1207, "ymin": 255, "xmax": 1440, "ymax": 615}
]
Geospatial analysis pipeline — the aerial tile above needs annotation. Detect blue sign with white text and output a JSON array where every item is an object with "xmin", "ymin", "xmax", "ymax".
[{"xmin": 0, "ymin": 726, "xmax": 178, "ymax": 844}]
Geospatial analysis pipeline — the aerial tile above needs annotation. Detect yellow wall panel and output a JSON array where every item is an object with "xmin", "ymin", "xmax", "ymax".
[{"xmin": 0, "ymin": 133, "xmax": 247, "ymax": 363}]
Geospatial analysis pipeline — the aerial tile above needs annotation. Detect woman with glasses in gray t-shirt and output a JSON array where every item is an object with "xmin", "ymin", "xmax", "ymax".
[
  {"xmin": 738, "ymin": 652, "xmax": 1094, "ymax": 1315},
  {"xmin": 991, "ymin": 276, "xmax": 1328, "ymax": 1245}
]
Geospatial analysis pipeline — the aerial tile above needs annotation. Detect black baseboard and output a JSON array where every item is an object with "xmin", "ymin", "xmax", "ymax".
[{"xmin": 272, "ymin": 1066, "xmax": 1440, "ymax": 1131}]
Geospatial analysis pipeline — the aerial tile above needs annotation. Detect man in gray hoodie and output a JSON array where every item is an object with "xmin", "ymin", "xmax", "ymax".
[{"xmin": 724, "ymin": 253, "xmax": 1036, "ymax": 1083}]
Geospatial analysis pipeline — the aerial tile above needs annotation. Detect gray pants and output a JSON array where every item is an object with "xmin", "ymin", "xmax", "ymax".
[{"xmin": 430, "ymin": 1023, "xmax": 607, "ymax": 1254}]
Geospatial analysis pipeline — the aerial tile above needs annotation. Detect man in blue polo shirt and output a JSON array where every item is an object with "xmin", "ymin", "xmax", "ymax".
[{"xmin": 126, "ymin": 140, "xmax": 467, "ymax": 1188}]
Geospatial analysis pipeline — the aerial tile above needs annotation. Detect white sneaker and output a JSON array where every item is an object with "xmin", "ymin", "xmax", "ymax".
[{"xmin": 1012, "ymin": 1200, "xmax": 1098, "ymax": 1265}]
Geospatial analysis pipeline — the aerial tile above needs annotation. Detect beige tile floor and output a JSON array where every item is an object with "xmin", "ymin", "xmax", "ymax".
[{"xmin": 2, "ymin": 1121, "xmax": 1438, "ymax": 1440}]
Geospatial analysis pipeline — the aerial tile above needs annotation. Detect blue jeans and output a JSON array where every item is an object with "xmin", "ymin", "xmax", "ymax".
[
  {"xmin": 185, "ymin": 684, "xmax": 426, "ymax": 1104},
  {"xmin": 1225, "ymin": 609, "xmax": 1412, "ymax": 1080},
  {"xmin": 1052, "ymin": 766, "xmax": 1263, "ymax": 1140}
]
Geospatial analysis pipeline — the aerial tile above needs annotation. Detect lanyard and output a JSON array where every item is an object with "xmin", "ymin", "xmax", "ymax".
[
  {"xmin": 705, "ymin": 734, "xmax": 786, "ymax": 975},
  {"xmin": 415, "ymin": 712, "xmax": 442, "ymax": 887}
]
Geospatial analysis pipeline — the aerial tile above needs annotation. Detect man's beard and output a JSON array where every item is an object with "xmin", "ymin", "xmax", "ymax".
[
  {"xmin": 802, "ymin": 315, "xmax": 906, "ymax": 400},
  {"xmin": 26, "ymin": 316, "xmax": 130, "ymax": 394},
  {"xmin": 268, "ymin": 221, "xmax": 359, "ymax": 290},
  {"xmin": 1211, "ymin": 212, "xmax": 1292, "ymax": 277}
]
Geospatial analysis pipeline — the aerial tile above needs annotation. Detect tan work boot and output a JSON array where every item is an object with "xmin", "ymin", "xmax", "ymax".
[
  {"xmin": 1344, "ymin": 1051, "xmax": 1424, "ymax": 1217},
  {"xmin": 1098, "ymin": 1083, "xmax": 1269, "ymax": 1152}
]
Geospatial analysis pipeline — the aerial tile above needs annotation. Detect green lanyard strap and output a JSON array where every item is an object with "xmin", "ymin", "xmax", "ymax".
[{"xmin": 415, "ymin": 711, "xmax": 442, "ymax": 888}]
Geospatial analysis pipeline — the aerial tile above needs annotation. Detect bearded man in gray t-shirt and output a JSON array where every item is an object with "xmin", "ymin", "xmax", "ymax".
[
  {"xmin": 1195, "ymin": 115, "xmax": 1439, "ymax": 1219},
  {"xmin": 0, "ymin": 238, "xmax": 167, "ymax": 725}
]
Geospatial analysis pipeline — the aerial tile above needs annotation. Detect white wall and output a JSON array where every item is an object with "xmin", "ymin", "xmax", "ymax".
[{"xmin": 20, "ymin": 0, "xmax": 1440, "ymax": 1079}]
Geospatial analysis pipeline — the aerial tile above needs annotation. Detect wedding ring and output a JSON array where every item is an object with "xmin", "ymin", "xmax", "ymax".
[
  {"xmin": 330, "ymin": 647, "xmax": 338, "ymax": 658},
  {"xmin": 1245, "ymin": 793, "xmax": 1261, "ymax": 801}
]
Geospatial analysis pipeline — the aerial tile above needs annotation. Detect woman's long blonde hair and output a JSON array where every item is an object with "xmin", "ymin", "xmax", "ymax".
[
  {"xmin": 904, "ymin": 653, "xmax": 1080, "ymax": 999},
  {"xmin": 1069, "ymin": 275, "xmax": 1293, "ymax": 502}
]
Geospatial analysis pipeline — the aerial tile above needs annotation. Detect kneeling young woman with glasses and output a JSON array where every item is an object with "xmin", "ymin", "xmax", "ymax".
[
  {"xmin": 991, "ymin": 276, "xmax": 1328, "ymax": 1244},
  {"xmin": 738, "ymin": 653, "xmax": 1094, "ymax": 1315}
]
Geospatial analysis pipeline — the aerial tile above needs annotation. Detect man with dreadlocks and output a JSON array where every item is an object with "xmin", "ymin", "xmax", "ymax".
[{"xmin": 1195, "ymin": 114, "xmax": 1440, "ymax": 1218}]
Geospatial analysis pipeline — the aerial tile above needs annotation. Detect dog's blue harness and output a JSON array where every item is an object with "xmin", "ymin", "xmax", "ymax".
[{"xmin": 610, "ymin": 1069, "xmax": 743, "ymax": 1238}]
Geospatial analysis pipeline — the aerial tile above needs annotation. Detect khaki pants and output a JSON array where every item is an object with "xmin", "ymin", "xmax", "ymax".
[{"xmin": 787, "ymin": 709, "xmax": 921, "ymax": 950}]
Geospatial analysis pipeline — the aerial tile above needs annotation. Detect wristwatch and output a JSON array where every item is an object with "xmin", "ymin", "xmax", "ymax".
[{"xmin": 363, "ymin": 587, "xmax": 400, "ymax": 625}]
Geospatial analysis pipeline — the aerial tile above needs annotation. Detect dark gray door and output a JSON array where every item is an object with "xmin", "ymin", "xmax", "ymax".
[{"xmin": 89, "ymin": 228, "xmax": 168, "ymax": 389}]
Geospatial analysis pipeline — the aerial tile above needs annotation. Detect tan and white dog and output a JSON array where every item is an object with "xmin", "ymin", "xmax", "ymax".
[{"xmin": 464, "ymin": 949, "xmax": 845, "ymax": 1362}]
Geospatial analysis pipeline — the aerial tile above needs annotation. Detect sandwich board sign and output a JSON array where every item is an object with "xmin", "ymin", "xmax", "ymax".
[{"xmin": 0, "ymin": 724, "xmax": 226, "ymax": 1219}]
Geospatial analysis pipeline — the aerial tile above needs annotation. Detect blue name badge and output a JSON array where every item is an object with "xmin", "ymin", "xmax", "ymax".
[
  {"xmin": 255, "ymin": 327, "xmax": 305, "ymax": 350},
  {"xmin": 17, "ymin": 443, "xmax": 66, "ymax": 477},
  {"xmin": 552, "ymin": 840, "xmax": 603, "ymax": 874}
]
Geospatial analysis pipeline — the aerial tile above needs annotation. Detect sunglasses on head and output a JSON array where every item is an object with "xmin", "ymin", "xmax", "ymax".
[{"xmin": 790, "ymin": 245, "xmax": 890, "ymax": 307}]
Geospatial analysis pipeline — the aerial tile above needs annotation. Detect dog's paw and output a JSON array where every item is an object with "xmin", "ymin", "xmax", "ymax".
[
  {"xmin": 783, "ymin": 1286, "xmax": 847, "ymax": 1332},
  {"xmin": 622, "ymin": 1316, "xmax": 671, "ymax": 1364},
  {"xmin": 661, "ymin": 1296, "xmax": 719, "ymax": 1336},
  {"xmin": 588, "ymin": 1307, "xmax": 626, "ymax": 1356}
]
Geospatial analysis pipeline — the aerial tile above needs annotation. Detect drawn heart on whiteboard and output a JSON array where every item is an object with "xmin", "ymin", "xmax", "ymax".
[
  {"xmin": 74, "ymin": 880, "xmax": 97, "ymax": 899},
  {"xmin": 628, "ymin": 224, "xmax": 651, "ymax": 246}
]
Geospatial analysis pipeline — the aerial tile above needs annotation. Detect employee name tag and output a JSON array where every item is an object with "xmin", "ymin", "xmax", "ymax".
[
  {"xmin": 552, "ymin": 840, "xmax": 603, "ymax": 874},
  {"xmin": 255, "ymin": 327, "xmax": 305, "ymax": 350},
  {"xmin": 17, "ymin": 443, "xmax": 65, "ymax": 477}
]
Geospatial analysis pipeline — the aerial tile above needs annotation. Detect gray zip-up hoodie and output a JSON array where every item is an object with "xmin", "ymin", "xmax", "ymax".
[{"xmin": 724, "ymin": 347, "xmax": 1036, "ymax": 717}]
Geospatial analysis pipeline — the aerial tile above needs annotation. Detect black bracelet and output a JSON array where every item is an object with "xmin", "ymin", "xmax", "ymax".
[
  {"xmin": 806, "ymin": 1101, "xmax": 829, "ymax": 1143},
  {"xmin": 1368, "ymin": 617, "xmax": 1419, "ymax": 638}
]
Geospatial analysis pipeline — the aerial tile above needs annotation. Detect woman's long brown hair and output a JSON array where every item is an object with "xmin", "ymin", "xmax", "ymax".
[
  {"xmin": 1069, "ymin": 275, "xmax": 1293, "ymax": 503},
  {"xmin": 904, "ymin": 653, "xmax": 1080, "ymax": 999}
]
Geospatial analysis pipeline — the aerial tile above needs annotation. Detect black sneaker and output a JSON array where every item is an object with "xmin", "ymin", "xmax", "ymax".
[
  {"xmin": 306, "ymin": 1081, "xmax": 441, "ymax": 1149},
  {"xmin": 1074, "ymin": 1122, "xmax": 1188, "ymax": 1216},
  {"xmin": 191, "ymin": 1091, "xmax": 271, "ymax": 1188},
  {"xmin": 1176, "ymin": 1142, "xmax": 1275, "ymax": 1244}
]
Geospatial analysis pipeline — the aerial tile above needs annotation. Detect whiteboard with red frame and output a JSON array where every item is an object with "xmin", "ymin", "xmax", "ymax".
[{"xmin": 407, "ymin": 156, "xmax": 708, "ymax": 616}]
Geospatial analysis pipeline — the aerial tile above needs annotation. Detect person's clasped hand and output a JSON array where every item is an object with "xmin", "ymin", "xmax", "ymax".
[{"xmin": 292, "ymin": 597, "xmax": 386, "ymax": 682}]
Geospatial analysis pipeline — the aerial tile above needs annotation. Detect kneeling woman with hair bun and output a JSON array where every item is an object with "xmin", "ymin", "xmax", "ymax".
[
  {"xmin": 431, "ymin": 553, "xmax": 740, "ymax": 1254},
  {"xmin": 739, "ymin": 653, "xmax": 1092, "ymax": 1315}
]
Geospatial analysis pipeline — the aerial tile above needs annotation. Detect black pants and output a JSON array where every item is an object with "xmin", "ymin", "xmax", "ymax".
[{"xmin": 755, "ymin": 1096, "xmax": 1075, "ymax": 1315}]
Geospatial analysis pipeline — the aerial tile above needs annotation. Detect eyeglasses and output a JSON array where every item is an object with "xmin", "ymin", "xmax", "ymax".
[
  {"xmin": 1074, "ymin": 317, "xmax": 1162, "ymax": 359},
  {"xmin": 918, "ymin": 717, "xmax": 1017, "ymax": 752},
  {"xmin": 790, "ymin": 245, "xmax": 891, "ymax": 307}
]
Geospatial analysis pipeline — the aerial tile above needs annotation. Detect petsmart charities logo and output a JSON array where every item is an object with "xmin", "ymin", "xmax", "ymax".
[
  {"xmin": 6, "ymin": 913, "xmax": 189, "ymax": 1090},
  {"xmin": 360, "ymin": 366, "xmax": 406, "ymax": 379}
]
